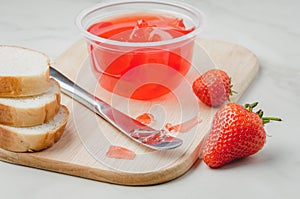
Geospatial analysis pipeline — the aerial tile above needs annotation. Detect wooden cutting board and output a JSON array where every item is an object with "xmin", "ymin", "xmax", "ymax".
[{"xmin": 0, "ymin": 38, "xmax": 259, "ymax": 185}]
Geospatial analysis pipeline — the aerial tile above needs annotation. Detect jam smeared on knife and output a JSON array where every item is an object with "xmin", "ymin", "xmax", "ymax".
[
  {"xmin": 106, "ymin": 145, "xmax": 136, "ymax": 160},
  {"xmin": 130, "ymin": 113, "xmax": 202, "ymax": 145},
  {"xmin": 140, "ymin": 130, "xmax": 168, "ymax": 145}
]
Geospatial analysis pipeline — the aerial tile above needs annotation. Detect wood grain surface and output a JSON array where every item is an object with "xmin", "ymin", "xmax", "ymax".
[{"xmin": 0, "ymin": 38, "xmax": 259, "ymax": 185}]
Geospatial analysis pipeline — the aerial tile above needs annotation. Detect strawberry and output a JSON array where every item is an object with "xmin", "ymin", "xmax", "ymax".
[
  {"xmin": 192, "ymin": 69, "xmax": 234, "ymax": 107},
  {"xmin": 202, "ymin": 102, "xmax": 281, "ymax": 168}
]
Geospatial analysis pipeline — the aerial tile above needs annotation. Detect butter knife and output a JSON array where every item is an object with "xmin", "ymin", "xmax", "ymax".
[{"xmin": 50, "ymin": 66, "xmax": 183, "ymax": 150}]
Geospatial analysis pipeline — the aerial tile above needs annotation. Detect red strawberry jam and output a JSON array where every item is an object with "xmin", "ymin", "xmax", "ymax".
[
  {"xmin": 135, "ymin": 113, "xmax": 154, "ymax": 125},
  {"xmin": 106, "ymin": 145, "xmax": 136, "ymax": 160},
  {"xmin": 87, "ymin": 13, "xmax": 195, "ymax": 100},
  {"xmin": 165, "ymin": 116, "xmax": 202, "ymax": 133}
]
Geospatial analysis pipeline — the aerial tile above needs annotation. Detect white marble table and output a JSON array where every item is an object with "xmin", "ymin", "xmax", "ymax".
[{"xmin": 0, "ymin": 0, "xmax": 299, "ymax": 198}]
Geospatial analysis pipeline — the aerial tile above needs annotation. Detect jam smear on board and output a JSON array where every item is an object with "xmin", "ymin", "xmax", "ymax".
[
  {"xmin": 135, "ymin": 113, "xmax": 154, "ymax": 125},
  {"xmin": 106, "ymin": 145, "xmax": 136, "ymax": 160},
  {"xmin": 165, "ymin": 116, "xmax": 202, "ymax": 133}
]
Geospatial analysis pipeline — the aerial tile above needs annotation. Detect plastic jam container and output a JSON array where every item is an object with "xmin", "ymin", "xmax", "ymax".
[{"xmin": 76, "ymin": 0, "xmax": 204, "ymax": 100}]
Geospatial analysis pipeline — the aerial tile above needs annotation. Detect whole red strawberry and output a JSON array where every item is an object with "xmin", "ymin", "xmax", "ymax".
[
  {"xmin": 202, "ymin": 102, "xmax": 281, "ymax": 168},
  {"xmin": 192, "ymin": 69, "xmax": 233, "ymax": 107}
]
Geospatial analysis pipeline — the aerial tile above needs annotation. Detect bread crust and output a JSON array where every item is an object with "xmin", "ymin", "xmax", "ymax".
[
  {"xmin": 0, "ymin": 45, "xmax": 51, "ymax": 97},
  {"xmin": 0, "ymin": 105, "xmax": 69, "ymax": 152},
  {"xmin": 0, "ymin": 68, "xmax": 50, "ymax": 97},
  {"xmin": 0, "ymin": 79, "xmax": 61, "ymax": 127}
]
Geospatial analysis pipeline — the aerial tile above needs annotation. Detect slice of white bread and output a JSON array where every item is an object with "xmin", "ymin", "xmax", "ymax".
[
  {"xmin": 0, "ymin": 45, "xmax": 50, "ymax": 97},
  {"xmin": 0, "ymin": 105, "xmax": 69, "ymax": 152},
  {"xmin": 0, "ymin": 78, "xmax": 61, "ymax": 127}
]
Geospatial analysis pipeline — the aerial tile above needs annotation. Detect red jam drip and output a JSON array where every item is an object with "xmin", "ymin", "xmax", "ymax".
[
  {"xmin": 165, "ymin": 116, "xmax": 202, "ymax": 133},
  {"xmin": 135, "ymin": 113, "xmax": 154, "ymax": 125},
  {"xmin": 106, "ymin": 145, "xmax": 136, "ymax": 160}
]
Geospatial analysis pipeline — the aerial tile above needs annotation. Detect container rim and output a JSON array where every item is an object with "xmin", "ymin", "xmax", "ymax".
[{"xmin": 75, "ymin": 0, "xmax": 206, "ymax": 47}]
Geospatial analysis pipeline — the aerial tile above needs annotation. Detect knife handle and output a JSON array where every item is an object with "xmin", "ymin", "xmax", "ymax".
[{"xmin": 49, "ymin": 66, "xmax": 108, "ymax": 117}]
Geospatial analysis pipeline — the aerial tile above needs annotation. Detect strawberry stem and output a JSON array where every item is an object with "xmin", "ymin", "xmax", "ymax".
[
  {"xmin": 228, "ymin": 78, "xmax": 237, "ymax": 102},
  {"xmin": 245, "ymin": 102, "xmax": 258, "ymax": 112},
  {"xmin": 262, "ymin": 117, "xmax": 282, "ymax": 125},
  {"xmin": 256, "ymin": 109, "xmax": 264, "ymax": 117},
  {"xmin": 244, "ymin": 102, "xmax": 282, "ymax": 125}
]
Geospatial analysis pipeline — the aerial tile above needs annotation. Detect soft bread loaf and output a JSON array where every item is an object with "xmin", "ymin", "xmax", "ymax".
[
  {"xmin": 0, "ymin": 105, "xmax": 69, "ymax": 152},
  {"xmin": 0, "ymin": 78, "xmax": 61, "ymax": 127},
  {"xmin": 0, "ymin": 45, "xmax": 50, "ymax": 97}
]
